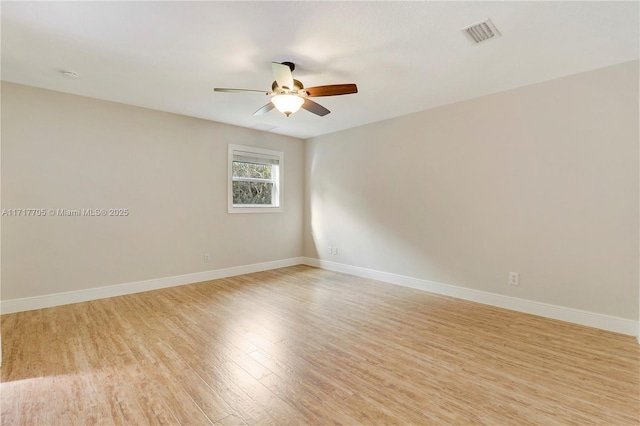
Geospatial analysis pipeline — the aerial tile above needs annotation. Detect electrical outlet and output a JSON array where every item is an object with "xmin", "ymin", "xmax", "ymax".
[
  {"xmin": 204, "ymin": 253, "xmax": 210, "ymax": 262},
  {"xmin": 333, "ymin": 247, "xmax": 338, "ymax": 255},
  {"xmin": 328, "ymin": 246, "xmax": 333, "ymax": 254},
  {"xmin": 509, "ymin": 272, "xmax": 519, "ymax": 286}
]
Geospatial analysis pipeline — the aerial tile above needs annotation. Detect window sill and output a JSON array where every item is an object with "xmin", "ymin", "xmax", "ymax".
[{"xmin": 228, "ymin": 206, "xmax": 283, "ymax": 214}]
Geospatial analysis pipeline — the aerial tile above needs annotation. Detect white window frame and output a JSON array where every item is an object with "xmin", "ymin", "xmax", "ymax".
[{"xmin": 228, "ymin": 144, "xmax": 283, "ymax": 214}]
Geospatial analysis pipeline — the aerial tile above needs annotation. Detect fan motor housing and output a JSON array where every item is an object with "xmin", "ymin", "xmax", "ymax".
[{"xmin": 272, "ymin": 79, "xmax": 304, "ymax": 93}]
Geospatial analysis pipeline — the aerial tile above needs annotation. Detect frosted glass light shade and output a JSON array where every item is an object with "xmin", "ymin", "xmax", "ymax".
[{"xmin": 272, "ymin": 95, "xmax": 304, "ymax": 116}]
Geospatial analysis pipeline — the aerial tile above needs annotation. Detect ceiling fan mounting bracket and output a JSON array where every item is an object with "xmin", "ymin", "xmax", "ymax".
[{"xmin": 281, "ymin": 61, "xmax": 295, "ymax": 72}]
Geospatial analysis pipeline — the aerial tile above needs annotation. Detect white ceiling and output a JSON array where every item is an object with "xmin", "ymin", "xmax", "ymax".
[{"xmin": 2, "ymin": 1, "xmax": 638, "ymax": 139}]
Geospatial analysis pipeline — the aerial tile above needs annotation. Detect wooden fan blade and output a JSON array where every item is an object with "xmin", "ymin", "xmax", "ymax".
[
  {"xmin": 214, "ymin": 88, "xmax": 269, "ymax": 94},
  {"xmin": 304, "ymin": 84, "xmax": 358, "ymax": 97},
  {"xmin": 272, "ymin": 62, "xmax": 294, "ymax": 90},
  {"xmin": 253, "ymin": 102, "xmax": 275, "ymax": 116},
  {"xmin": 301, "ymin": 98, "xmax": 330, "ymax": 117}
]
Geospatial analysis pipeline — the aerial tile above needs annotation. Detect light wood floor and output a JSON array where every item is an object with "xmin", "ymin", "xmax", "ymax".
[{"xmin": 1, "ymin": 265, "xmax": 639, "ymax": 425}]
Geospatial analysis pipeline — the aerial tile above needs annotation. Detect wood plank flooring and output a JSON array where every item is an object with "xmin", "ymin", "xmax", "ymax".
[{"xmin": 1, "ymin": 265, "xmax": 639, "ymax": 425}]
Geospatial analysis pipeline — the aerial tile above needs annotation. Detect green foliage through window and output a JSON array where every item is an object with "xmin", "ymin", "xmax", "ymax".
[
  {"xmin": 232, "ymin": 162, "xmax": 272, "ymax": 180},
  {"xmin": 232, "ymin": 161, "xmax": 276, "ymax": 205},
  {"xmin": 232, "ymin": 180, "xmax": 273, "ymax": 205}
]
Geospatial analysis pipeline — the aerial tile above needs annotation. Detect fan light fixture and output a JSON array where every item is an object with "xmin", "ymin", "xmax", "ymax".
[{"xmin": 272, "ymin": 94, "xmax": 304, "ymax": 117}]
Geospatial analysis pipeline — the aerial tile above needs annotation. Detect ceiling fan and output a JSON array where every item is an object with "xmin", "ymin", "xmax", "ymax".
[{"xmin": 214, "ymin": 62, "xmax": 358, "ymax": 117}]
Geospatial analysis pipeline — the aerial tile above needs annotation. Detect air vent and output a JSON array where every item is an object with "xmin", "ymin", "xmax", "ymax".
[
  {"xmin": 250, "ymin": 123, "xmax": 277, "ymax": 131},
  {"xmin": 461, "ymin": 19, "xmax": 501, "ymax": 44}
]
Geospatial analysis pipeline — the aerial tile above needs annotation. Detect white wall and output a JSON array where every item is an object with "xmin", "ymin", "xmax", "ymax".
[
  {"xmin": 304, "ymin": 60, "xmax": 639, "ymax": 321},
  {"xmin": 1, "ymin": 82, "xmax": 304, "ymax": 300},
  {"xmin": 2, "ymin": 60, "xmax": 638, "ymax": 332}
]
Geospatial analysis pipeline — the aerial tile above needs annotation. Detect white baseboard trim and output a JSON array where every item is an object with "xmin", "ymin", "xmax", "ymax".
[
  {"xmin": 0, "ymin": 257, "xmax": 305, "ymax": 315},
  {"xmin": 303, "ymin": 257, "xmax": 639, "ymax": 337},
  {"xmin": 3, "ymin": 256, "xmax": 637, "ymax": 338}
]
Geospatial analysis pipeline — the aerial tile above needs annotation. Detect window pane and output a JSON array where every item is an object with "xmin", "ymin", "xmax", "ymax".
[
  {"xmin": 232, "ymin": 161, "xmax": 272, "ymax": 179},
  {"xmin": 232, "ymin": 181, "xmax": 274, "ymax": 205}
]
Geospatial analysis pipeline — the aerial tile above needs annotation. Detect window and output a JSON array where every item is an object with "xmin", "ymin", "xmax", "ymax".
[{"xmin": 228, "ymin": 144, "xmax": 283, "ymax": 213}]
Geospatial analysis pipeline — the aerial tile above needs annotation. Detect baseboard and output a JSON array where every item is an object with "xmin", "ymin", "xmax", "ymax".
[
  {"xmin": 3, "ymin": 256, "xmax": 637, "ymax": 338},
  {"xmin": 0, "ymin": 257, "xmax": 305, "ymax": 314},
  {"xmin": 303, "ymin": 257, "xmax": 639, "ymax": 337}
]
